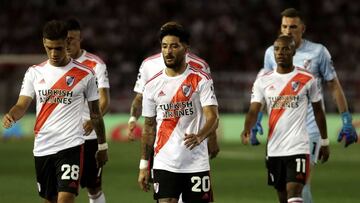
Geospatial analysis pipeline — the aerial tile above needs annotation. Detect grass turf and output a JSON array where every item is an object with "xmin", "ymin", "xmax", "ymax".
[{"xmin": 0, "ymin": 139, "xmax": 359, "ymax": 203}]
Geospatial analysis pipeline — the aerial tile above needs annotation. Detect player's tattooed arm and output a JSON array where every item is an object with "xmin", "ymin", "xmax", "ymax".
[
  {"xmin": 141, "ymin": 116, "xmax": 156, "ymax": 160},
  {"xmin": 128, "ymin": 93, "xmax": 143, "ymax": 140},
  {"xmin": 83, "ymin": 88, "xmax": 111, "ymax": 136},
  {"xmin": 88, "ymin": 99, "xmax": 106, "ymax": 144},
  {"xmin": 130, "ymin": 93, "xmax": 143, "ymax": 119},
  {"xmin": 89, "ymin": 99, "xmax": 108, "ymax": 167}
]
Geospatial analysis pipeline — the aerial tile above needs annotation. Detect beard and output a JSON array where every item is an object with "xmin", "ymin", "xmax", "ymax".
[{"xmin": 163, "ymin": 54, "xmax": 185, "ymax": 71}]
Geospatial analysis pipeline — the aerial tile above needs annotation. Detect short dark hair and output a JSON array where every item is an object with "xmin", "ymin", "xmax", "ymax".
[
  {"xmin": 159, "ymin": 21, "xmax": 190, "ymax": 44},
  {"xmin": 66, "ymin": 18, "xmax": 81, "ymax": 31},
  {"xmin": 281, "ymin": 8, "xmax": 305, "ymax": 23},
  {"xmin": 42, "ymin": 20, "xmax": 68, "ymax": 40},
  {"xmin": 276, "ymin": 35, "xmax": 296, "ymax": 48}
]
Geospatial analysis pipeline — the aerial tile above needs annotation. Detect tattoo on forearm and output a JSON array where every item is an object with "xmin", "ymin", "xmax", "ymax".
[
  {"xmin": 88, "ymin": 100, "xmax": 106, "ymax": 144},
  {"xmin": 142, "ymin": 117, "xmax": 156, "ymax": 159},
  {"xmin": 130, "ymin": 95, "xmax": 142, "ymax": 118}
]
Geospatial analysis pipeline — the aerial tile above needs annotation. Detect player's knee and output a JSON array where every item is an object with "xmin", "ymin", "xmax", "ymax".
[
  {"xmin": 158, "ymin": 198, "xmax": 178, "ymax": 203},
  {"xmin": 286, "ymin": 183, "xmax": 303, "ymax": 198},
  {"xmin": 57, "ymin": 192, "xmax": 75, "ymax": 203}
]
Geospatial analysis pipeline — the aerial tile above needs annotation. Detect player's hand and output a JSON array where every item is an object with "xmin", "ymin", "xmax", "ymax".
[
  {"xmin": 2, "ymin": 113, "xmax": 15, "ymax": 129},
  {"xmin": 337, "ymin": 112, "xmax": 358, "ymax": 147},
  {"xmin": 83, "ymin": 120, "xmax": 94, "ymax": 136},
  {"xmin": 338, "ymin": 126, "xmax": 358, "ymax": 147},
  {"xmin": 318, "ymin": 146, "xmax": 330, "ymax": 163},
  {"xmin": 138, "ymin": 168, "xmax": 150, "ymax": 192},
  {"xmin": 207, "ymin": 132, "xmax": 220, "ymax": 159},
  {"xmin": 241, "ymin": 130, "xmax": 250, "ymax": 145},
  {"xmin": 95, "ymin": 149, "xmax": 108, "ymax": 168},
  {"xmin": 250, "ymin": 112, "xmax": 264, "ymax": 145},
  {"xmin": 127, "ymin": 120, "xmax": 136, "ymax": 141},
  {"xmin": 184, "ymin": 133, "xmax": 205, "ymax": 150}
]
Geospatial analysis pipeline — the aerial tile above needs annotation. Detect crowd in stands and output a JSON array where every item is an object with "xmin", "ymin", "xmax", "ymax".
[{"xmin": 1, "ymin": 0, "xmax": 359, "ymax": 112}]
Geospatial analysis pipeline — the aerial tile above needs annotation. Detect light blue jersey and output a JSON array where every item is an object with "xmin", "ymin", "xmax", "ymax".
[{"xmin": 263, "ymin": 39, "xmax": 337, "ymax": 137}]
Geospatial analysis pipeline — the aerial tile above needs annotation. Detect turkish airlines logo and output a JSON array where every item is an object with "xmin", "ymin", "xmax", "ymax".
[
  {"xmin": 182, "ymin": 84, "xmax": 191, "ymax": 97},
  {"xmin": 66, "ymin": 76, "xmax": 75, "ymax": 87}
]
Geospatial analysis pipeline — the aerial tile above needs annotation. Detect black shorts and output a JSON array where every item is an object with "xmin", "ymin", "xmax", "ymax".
[
  {"xmin": 153, "ymin": 169, "xmax": 213, "ymax": 203},
  {"xmin": 80, "ymin": 139, "xmax": 103, "ymax": 189},
  {"xmin": 35, "ymin": 145, "xmax": 84, "ymax": 200},
  {"xmin": 148, "ymin": 150, "xmax": 154, "ymax": 183},
  {"xmin": 267, "ymin": 154, "xmax": 310, "ymax": 190}
]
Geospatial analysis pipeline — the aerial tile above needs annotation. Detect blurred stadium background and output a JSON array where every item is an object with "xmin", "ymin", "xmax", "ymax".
[{"xmin": 0, "ymin": 0, "xmax": 359, "ymax": 202}]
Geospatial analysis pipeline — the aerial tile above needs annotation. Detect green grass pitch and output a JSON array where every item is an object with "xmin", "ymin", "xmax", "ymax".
[{"xmin": 0, "ymin": 139, "xmax": 359, "ymax": 203}]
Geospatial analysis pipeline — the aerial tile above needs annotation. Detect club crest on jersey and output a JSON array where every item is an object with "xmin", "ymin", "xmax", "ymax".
[
  {"xmin": 291, "ymin": 81, "xmax": 300, "ymax": 92},
  {"xmin": 66, "ymin": 76, "xmax": 75, "ymax": 87},
  {"xmin": 182, "ymin": 85, "xmax": 192, "ymax": 97}
]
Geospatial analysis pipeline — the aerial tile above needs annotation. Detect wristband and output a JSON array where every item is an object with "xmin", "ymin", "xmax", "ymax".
[
  {"xmin": 321, "ymin": 138, "xmax": 330, "ymax": 146},
  {"xmin": 139, "ymin": 159, "xmax": 149, "ymax": 169},
  {"xmin": 98, "ymin": 143, "xmax": 108, "ymax": 151},
  {"xmin": 128, "ymin": 116, "xmax": 137, "ymax": 124}
]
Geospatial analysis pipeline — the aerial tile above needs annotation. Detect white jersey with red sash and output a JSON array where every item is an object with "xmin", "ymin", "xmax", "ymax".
[
  {"xmin": 251, "ymin": 67, "xmax": 321, "ymax": 157},
  {"xmin": 76, "ymin": 50, "xmax": 109, "ymax": 140},
  {"xmin": 142, "ymin": 65, "xmax": 218, "ymax": 173},
  {"xmin": 134, "ymin": 52, "xmax": 211, "ymax": 94},
  {"xmin": 20, "ymin": 59, "xmax": 99, "ymax": 156}
]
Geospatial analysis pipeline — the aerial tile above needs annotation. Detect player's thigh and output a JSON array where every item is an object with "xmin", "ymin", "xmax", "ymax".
[
  {"xmin": 182, "ymin": 171, "xmax": 214, "ymax": 203},
  {"xmin": 286, "ymin": 154, "xmax": 309, "ymax": 186},
  {"xmin": 35, "ymin": 154, "xmax": 57, "ymax": 201},
  {"xmin": 81, "ymin": 139, "xmax": 102, "ymax": 189},
  {"xmin": 55, "ymin": 145, "xmax": 84, "ymax": 195},
  {"xmin": 267, "ymin": 156, "xmax": 287, "ymax": 191},
  {"xmin": 153, "ymin": 169, "xmax": 182, "ymax": 200},
  {"xmin": 308, "ymin": 134, "xmax": 321, "ymax": 165}
]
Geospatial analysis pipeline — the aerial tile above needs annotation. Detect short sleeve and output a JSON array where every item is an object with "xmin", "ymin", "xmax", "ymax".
[
  {"xmin": 319, "ymin": 46, "xmax": 337, "ymax": 81},
  {"xmin": 199, "ymin": 79, "xmax": 218, "ymax": 107},
  {"xmin": 85, "ymin": 74, "xmax": 99, "ymax": 101},
  {"xmin": 95, "ymin": 63, "xmax": 110, "ymax": 88},
  {"xmin": 250, "ymin": 78, "xmax": 265, "ymax": 104},
  {"xmin": 142, "ymin": 85, "xmax": 156, "ymax": 117},
  {"xmin": 19, "ymin": 67, "xmax": 35, "ymax": 98},
  {"xmin": 133, "ymin": 61, "xmax": 146, "ymax": 94}
]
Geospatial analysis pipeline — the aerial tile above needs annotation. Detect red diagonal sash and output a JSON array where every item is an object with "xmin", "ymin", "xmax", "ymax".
[
  {"xmin": 81, "ymin": 59, "xmax": 97, "ymax": 69},
  {"xmin": 268, "ymin": 73, "xmax": 312, "ymax": 140},
  {"xmin": 34, "ymin": 67, "xmax": 90, "ymax": 136},
  {"xmin": 155, "ymin": 73, "xmax": 202, "ymax": 154}
]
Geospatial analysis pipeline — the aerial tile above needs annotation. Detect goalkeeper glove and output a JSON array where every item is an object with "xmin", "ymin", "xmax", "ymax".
[
  {"xmin": 250, "ymin": 112, "xmax": 264, "ymax": 145},
  {"xmin": 337, "ymin": 112, "xmax": 358, "ymax": 147}
]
